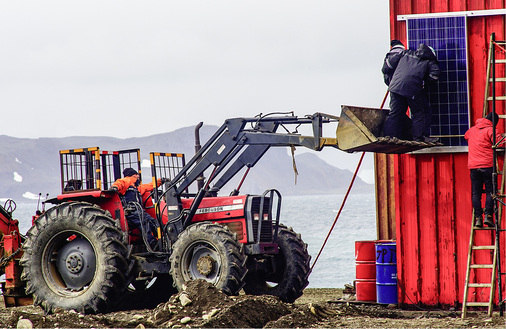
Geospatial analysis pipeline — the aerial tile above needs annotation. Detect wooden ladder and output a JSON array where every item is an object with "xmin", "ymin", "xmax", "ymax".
[
  {"xmin": 461, "ymin": 219, "xmax": 499, "ymax": 317},
  {"xmin": 462, "ymin": 33, "xmax": 506, "ymax": 319}
]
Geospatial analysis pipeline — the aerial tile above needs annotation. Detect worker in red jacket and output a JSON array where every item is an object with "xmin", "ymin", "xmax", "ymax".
[
  {"xmin": 464, "ymin": 112, "xmax": 503, "ymax": 227},
  {"xmin": 110, "ymin": 168, "xmax": 163, "ymax": 248}
]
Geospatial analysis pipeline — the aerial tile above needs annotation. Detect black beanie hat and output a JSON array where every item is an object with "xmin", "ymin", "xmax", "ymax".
[
  {"xmin": 486, "ymin": 112, "xmax": 499, "ymax": 125},
  {"xmin": 390, "ymin": 39, "xmax": 404, "ymax": 47},
  {"xmin": 123, "ymin": 168, "xmax": 139, "ymax": 177}
]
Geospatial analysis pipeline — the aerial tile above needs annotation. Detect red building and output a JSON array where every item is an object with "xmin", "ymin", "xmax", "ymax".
[{"xmin": 375, "ymin": 1, "xmax": 505, "ymax": 308}]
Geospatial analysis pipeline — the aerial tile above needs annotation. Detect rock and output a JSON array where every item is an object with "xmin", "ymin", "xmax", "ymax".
[
  {"xmin": 132, "ymin": 314, "xmax": 145, "ymax": 321},
  {"xmin": 180, "ymin": 316, "xmax": 192, "ymax": 324},
  {"xmin": 180, "ymin": 293, "xmax": 192, "ymax": 307},
  {"xmin": 16, "ymin": 318, "xmax": 33, "ymax": 329},
  {"xmin": 202, "ymin": 309, "xmax": 220, "ymax": 321},
  {"xmin": 202, "ymin": 308, "xmax": 220, "ymax": 321},
  {"xmin": 135, "ymin": 324, "xmax": 145, "ymax": 329},
  {"xmin": 53, "ymin": 308, "xmax": 65, "ymax": 314}
]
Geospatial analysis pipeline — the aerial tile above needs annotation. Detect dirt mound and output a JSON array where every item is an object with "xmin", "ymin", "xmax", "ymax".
[{"xmin": 149, "ymin": 280, "xmax": 291, "ymax": 328}]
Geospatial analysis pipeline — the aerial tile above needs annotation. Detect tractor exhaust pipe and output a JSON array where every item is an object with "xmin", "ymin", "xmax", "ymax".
[{"xmin": 194, "ymin": 122, "xmax": 204, "ymax": 190}]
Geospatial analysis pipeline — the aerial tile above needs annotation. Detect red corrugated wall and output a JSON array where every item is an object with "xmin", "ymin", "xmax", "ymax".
[{"xmin": 380, "ymin": 0, "xmax": 506, "ymax": 307}]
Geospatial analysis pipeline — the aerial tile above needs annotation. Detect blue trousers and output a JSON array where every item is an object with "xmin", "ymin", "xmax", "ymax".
[{"xmin": 127, "ymin": 210, "xmax": 157, "ymax": 244}]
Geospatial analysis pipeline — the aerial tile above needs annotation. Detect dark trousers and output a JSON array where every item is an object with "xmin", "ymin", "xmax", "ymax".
[
  {"xmin": 383, "ymin": 92, "xmax": 431, "ymax": 140},
  {"xmin": 127, "ymin": 210, "xmax": 157, "ymax": 244},
  {"xmin": 470, "ymin": 167, "xmax": 494, "ymax": 217}
]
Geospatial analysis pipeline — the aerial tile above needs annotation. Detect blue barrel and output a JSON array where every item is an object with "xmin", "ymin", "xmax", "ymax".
[{"xmin": 375, "ymin": 241, "xmax": 398, "ymax": 304}]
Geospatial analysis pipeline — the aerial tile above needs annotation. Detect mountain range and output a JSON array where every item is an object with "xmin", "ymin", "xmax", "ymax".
[{"xmin": 0, "ymin": 125, "xmax": 373, "ymax": 202}]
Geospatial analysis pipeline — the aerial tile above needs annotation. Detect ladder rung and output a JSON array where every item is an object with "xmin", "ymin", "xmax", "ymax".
[
  {"xmin": 487, "ymin": 96, "xmax": 506, "ymax": 101},
  {"xmin": 468, "ymin": 282, "xmax": 493, "ymax": 287},
  {"xmin": 498, "ymin": 114, "xmax": 506, "ymax": 119},
  {"xmin": 495, "ymin": 59, "xmax": 506, "ymax": 64},
  {"xmin": 465, "ymin": 302, "xmax": 490, "ymax": 307},
  {"xmin": 488, "ymin": 77, "xmax": 506, "ymax": 82},
  {"xmin": 472, "ymin": 245, "xmax": 495, "ymax": 250},
  {"xmin": 473, "ymin": 227, "xmax": 495, "ymax": 230},
  {"xmin": 470, "ymin": 264, "xmax": 494, "ymax": 269}
]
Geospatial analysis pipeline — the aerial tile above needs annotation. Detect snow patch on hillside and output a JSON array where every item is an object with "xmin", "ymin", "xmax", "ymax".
[{"xmin": 22, "ymin": 192, "xmax": 40, "ymax": 200}]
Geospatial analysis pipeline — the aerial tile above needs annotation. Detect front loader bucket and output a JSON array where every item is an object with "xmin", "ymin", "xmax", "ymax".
[{"xmin": 336, "ymin": 105, "xmax": 441, "ymax": 154}]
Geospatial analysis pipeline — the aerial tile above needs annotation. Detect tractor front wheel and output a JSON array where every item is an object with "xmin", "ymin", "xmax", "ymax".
[
  {"xmin": 243, "ymin": 224, "xmax": 311, "ymax": 303},
  {"xmin": 20, "ymin": 202, "xmax": 129, "ymax": 314},
  {"xmin": 169, "ymin": 222, "xmax": 247, "ymax": 295}
]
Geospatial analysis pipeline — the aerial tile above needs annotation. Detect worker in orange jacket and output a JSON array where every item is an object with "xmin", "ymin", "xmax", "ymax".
[{"xmin": 110, "ymin": 168, "xmax": 163, "ymax": 249}]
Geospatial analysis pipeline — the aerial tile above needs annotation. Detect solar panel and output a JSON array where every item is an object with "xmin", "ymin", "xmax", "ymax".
[{"xmin": 407, "ymin": 16, "xmax": 469, "ymax": 147}]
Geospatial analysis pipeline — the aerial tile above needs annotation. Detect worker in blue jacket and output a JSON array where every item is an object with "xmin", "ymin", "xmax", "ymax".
[{"xmin": 382, "ymin": 43, "xmax": 440, "ymax": 142}]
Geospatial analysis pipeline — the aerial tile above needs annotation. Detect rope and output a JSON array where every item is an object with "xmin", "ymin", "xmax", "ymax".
[
  {"xmin": 310, "ymin": 151, "xmax": 365, "ymax": 271},
  {"xmin": 310, "ymin": 90, "xmax": 389, "ymax": 272},
  {"xmin": 290, "ymin": 145, "xmax": 299, "ymax": 184}
]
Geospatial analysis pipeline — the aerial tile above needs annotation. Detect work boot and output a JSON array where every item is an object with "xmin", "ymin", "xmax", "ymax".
[
  {"xmin": 484, "ymin": 215, "xmax": 494, "ymax": 228},
  {"xmin": 474, "ymin": 216, "xmax": 483, "ymax": 228}
]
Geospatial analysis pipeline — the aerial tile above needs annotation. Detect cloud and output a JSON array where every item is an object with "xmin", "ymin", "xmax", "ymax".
[
  {"xmin": 13, "ymin": 172, "xmax": 23, "ymax": 183},
  {"xmin": 141, "ymin": 159, "xmax": 151, "ymax": 168}
]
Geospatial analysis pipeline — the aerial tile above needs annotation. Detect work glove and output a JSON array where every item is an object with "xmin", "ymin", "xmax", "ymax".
[
  {"xmin": 109, "ymin": 186, "xmax": 119, "ymax": 193},
  {"xmin": 156, "ymin": 178, "xmax": 169, "ymax": 187}
]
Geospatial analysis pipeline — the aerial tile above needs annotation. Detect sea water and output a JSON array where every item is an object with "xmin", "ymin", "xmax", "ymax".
[
  {"xmin": 8, "ymin": 192, "xmax": 376, "ymax": 289},
  {"xmin": 280, "ymin": 193, "xmax": 377, "ymax": 288}
]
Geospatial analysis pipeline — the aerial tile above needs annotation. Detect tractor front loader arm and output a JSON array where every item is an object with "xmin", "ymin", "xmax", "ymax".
[{"xmin": 163, "ymin": 112, "xmax": 341, "ymax": 237}]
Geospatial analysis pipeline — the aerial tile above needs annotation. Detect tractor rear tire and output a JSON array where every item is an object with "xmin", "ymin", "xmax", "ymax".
[
  {"xmin": 20, "ymin": 202, "xmax": 129, "ymax": 314},
  {"xmin": 169, "ymin": 222, "xmax": 247, "ymax": 295},
  {"xmin": 243, "ymin": 224, "xmax": 310, "ymax": 303}
]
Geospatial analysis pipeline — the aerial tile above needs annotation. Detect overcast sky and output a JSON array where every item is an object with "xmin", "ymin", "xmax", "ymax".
[
  {"xmin": 0, "ymin": 1, "xmax": 391, "ymax": 180},
  {"xmin": 1, "ymin": 1, "xmax": 390, "ymax": 137}
]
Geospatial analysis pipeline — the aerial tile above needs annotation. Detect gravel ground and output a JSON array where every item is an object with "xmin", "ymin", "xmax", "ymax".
[{"xmin": 1, "ymin": 281, "xmax": 504, "ymax": 328}]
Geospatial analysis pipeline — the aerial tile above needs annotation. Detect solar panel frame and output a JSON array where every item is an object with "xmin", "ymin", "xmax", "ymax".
[{"xmin": 406, "ymin": 16, "xmax": 470, "ymax": 147}]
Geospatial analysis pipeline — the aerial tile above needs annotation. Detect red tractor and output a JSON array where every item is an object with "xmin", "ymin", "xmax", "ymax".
[{"xmin": 4, "ymin": 109, "xmax": 434, "ymax": 314}]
